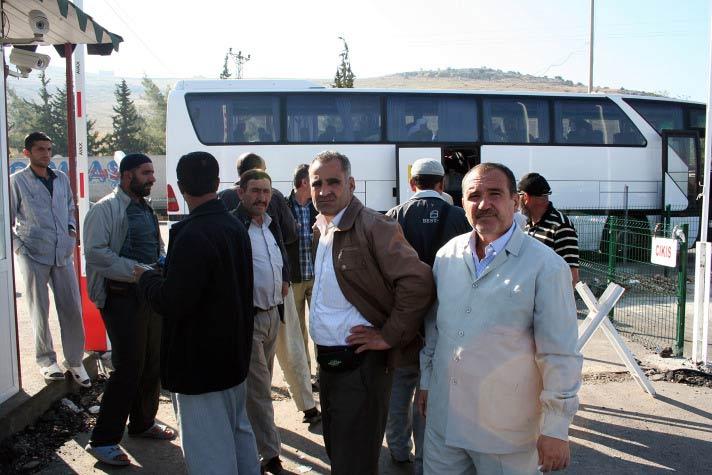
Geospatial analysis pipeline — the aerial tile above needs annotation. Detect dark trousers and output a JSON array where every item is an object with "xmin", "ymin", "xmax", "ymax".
[
  {"xmin": 90, "ymin": 283, "xmax": 162, "ymax": 447},
  {"xmin": 319, "ymin": 350, "xmax": 393, "ymax": 475}
]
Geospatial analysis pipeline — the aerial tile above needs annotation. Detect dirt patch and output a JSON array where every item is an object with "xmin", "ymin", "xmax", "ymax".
[
  {"xmin": 583, "ymin": 372, "xmax": 633, "ymax": 384},
  {"xmin": 0, "ymin": 377, "xmax": 107, "ymax": 474},
  {"xmin": 656, "ymin": 368, "xmax": 712, "ymax": 387}
]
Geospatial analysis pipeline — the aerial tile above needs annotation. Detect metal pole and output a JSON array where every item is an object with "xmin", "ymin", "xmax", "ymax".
[
  {"xmin": 692, "ymin": 7, "xmax": 712, "ymax": 366},
  {"xmin": 701, "ymin": 7, "xmax": 712, "ymax": 243},
  {"xmin": 588, "ymin": 0, "xmax": 595, "ymax": 94},
  {"xmin": 607, "ymin": 216, "xmax": 617, "ymax": 320},
  {"xmin": 675, "ymin": 224, "xmax": 689, "ymax": 357},
  {"xmin": 623, "ymin": 185, "xmax": 629, "ymax": 261},
  {"xmin": 64, "ymin": 44, "xmax": 80, "ymax": 287}
]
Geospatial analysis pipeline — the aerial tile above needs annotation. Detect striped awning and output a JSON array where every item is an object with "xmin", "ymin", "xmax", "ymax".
[{"xmin": 1, "ymin": 0, "xmax": 123, "ymax": 55}]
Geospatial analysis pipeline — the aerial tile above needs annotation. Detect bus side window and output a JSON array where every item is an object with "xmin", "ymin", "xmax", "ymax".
[
  {"xmin": 287, "ymin": 94, "xmax": 380, "ymax": 143},
  {"xmin": 387, "ymin": 96, "xmax": 477, "ymax": 143},
  {"xmin": 555, "ymin": 99, "xmax": 645, "ymax": 146},
  {"xmin": 483, "ymin": 98, "xmax": 549, "ymax": 144}
]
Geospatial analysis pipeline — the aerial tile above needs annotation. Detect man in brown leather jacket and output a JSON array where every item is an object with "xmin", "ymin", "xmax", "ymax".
[{"xmin": 308, "ymin": 150, "xmax": 434, "ymax": 475}]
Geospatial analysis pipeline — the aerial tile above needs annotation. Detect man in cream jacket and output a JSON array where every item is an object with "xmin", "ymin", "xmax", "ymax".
[{"xmin": 419, "ymin": 162, "xmax": 582, "ymax": 474}]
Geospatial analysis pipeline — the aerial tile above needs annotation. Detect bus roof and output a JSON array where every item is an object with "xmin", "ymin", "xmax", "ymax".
[{"xmin": 171, "ymin": 79, "xmax": 705, "ymax": 106}]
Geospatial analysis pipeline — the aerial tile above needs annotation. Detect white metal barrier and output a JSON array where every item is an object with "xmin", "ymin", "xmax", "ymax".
[{"xmin": 576, "ymin": 282, "xmax": 657, "ymax": 397}]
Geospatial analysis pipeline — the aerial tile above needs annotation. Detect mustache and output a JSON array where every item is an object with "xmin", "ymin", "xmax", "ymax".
[{"xmin": 475, "ymin": 210, "xmax": 498, "ymax": 219}]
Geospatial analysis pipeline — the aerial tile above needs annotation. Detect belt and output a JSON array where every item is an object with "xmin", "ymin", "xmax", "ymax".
[
  {"xmin": 253, "ymin": 305, "xmax": 277, "ymax": 314},
  {"xmin": 105, "ymin": 279, "xmax": 137, "ymax": 295}
]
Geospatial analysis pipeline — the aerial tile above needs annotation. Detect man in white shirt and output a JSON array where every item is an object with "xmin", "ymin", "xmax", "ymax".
[
  {"xmin": 418, "ymin": 162, "xmax": 582, "ymax": 474},
  {"xmin": 309, "ymin": 151, "xmax": 434, "ymax": 475},
  {"xmin": 233, "ymin": 169, "xmax": 292, "ymax": 475}
]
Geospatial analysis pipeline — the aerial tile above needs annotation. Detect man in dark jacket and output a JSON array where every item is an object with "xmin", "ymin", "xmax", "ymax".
[
  {"xmin": 384, "ymin": 158, "xmax": 471, "ymax": 473},
  {"xmin": 137, "ymin": 152, "xmax": 259, "ymax": 475},
  {"xmin": 232, "ymin": 169, "xmax": 294, "ymax": 475}
]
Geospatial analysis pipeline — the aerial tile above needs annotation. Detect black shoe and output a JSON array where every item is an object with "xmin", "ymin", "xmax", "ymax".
[
  {"xmin": 263, "ymin": 457, "xmax": 294, "ymax": 475},
  {"xmin": 311, "ymin": 375, "xmax": 320, "ymax": 393},
  {"xmin": 302, "ymin": 407, "xmax": 322, "ymax": 425}
]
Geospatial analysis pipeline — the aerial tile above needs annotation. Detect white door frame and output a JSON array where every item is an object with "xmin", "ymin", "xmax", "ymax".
[{"xmin": 0, "ymin": 42, "xmax": 20, "ymax": 404}]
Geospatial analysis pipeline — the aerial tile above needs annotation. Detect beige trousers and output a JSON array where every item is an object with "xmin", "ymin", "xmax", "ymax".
[
  {"xmin": 275, "ymin": 287, "xmax": 316, "ymax": 412},
  {"xmin": 245, "ymin": 307, "xmax": 281, "ymax": 461},
  {"xmin": 291, "ymin": 279, "xmax": 314, "ymax": 372},
  {"xmin": 423, "ymin": 422, "xmax": 540, "ymax": 475}
]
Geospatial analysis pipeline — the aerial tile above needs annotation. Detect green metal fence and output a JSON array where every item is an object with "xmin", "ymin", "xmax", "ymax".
[{"xmin": 570, "ymin": 213, "xmax": 689, "ymax": 355}]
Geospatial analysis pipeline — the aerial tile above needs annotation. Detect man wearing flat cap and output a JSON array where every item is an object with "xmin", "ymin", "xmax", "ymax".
[
  {"xmin": 385, "ymin": 158, "xmax": 470, "ymax": 473},
  {"xmin": 84, "ymin": 153, "xmax": 174, "ymax": 466},
  {"xmin": 518, "ymin": 172, "xmax": 580, "ymax": 285}
]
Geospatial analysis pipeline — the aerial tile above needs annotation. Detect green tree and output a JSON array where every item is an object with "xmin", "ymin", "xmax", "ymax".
[
  {"xmin": 333, "ymin": 37, "xmax": 355, "ymax": 88},
  {"xmin": 141, "ymin": 76, "xmax": 168, "ymax": 154},
  {"xmin": 107, "ymin": 79, "xmax": 146, "ymax": 154},
  {"xmin": 7, "ymin": 87, "xmax": 36, "ymax": 154},
  {"xmin": 48, "ymin": 85, "xmax": 68, "ymax": 156},
  {"xmin": 219, "ymin": 52, "xmax": 231, "ymax": 79}
]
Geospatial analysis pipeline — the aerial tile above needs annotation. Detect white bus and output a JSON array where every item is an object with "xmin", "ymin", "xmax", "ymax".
[{"xmin": 165, "ymin": 80, "xmax": 706, "ymax": 241}]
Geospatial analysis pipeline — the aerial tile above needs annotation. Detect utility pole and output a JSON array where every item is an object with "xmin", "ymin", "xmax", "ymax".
[
  {"xmin": 227, "ymin": 48, "xmax": 251, "ymax": 79},
  {"xmin": 588, "ymin": 0, "xmax": 595, "ymax": 94}
]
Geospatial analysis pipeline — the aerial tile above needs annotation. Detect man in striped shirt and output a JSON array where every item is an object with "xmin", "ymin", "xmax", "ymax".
[{"xmin": 518, "ymin": 173, "xmax": 580, "ymax": 285}]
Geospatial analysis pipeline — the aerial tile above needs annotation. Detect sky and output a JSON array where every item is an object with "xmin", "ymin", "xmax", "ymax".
[{"xmin": 43, "ymin": 0, "xmax": 712, "ymax": 100}]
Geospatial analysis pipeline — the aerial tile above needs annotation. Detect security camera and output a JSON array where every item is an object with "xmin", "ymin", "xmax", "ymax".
[
  {"xmin": 9, "ymin": 48, "xmax": 50, "ymax": 76},
  {"xmin": 28, "ymin": 10, "xmax": 50, "ymax": 36}
]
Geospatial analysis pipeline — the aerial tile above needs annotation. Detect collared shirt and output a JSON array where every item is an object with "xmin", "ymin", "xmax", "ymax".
[
  {"xmin": 248, "ymin": 213, "xmax": 284, "ymax": 309},
  {"xmin": 524, "ymin": 202, "xmax": 579, "ymax": 268},
  {"xmin": 469, "ymin": 222, "xmax": 517, "ymax": 278},
  {"xmin": 292, "ymin": 199, "xmax": 314, "ymax": 281},
  {"xmin": 30, "ymin": 166, "xmax": 56, "ymax": 196},
  {"xmin": 119, "ymin": 199, "xmax": 159, "ymax": 265},
  {"xmin": 310, "ymin": 207, "xmax": 372, "ymax": 346}
]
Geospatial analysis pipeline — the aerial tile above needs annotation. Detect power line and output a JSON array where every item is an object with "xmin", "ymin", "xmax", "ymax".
[{"xmin": 103, "ymin": 0, "xmax": 175, "ymax": 75}]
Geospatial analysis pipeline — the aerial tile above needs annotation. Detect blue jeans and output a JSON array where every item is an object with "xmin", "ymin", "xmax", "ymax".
[
  {"xmin": 386, "ymin": 365, "xmax": 424, "ymax": 475},
  {"xmin": 173, "ymin": 382, "xmax": 260, "ymax": 475}
]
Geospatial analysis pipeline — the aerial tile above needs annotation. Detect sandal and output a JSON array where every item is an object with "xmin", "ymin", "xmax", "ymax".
[
  {"xmin": 85, "ymin": 444, "xmax": 130, "ymax": 466},
  {"xmin": 65, "ymin": 364, "xmax": 91, "ymax": 388},
  {"xmin": 129, "ymin": 422, "xmax": 176, "ymax": 440},
  {"xmin": 39, "ymin": 363, "xmax": 65, "ymax": 381}
]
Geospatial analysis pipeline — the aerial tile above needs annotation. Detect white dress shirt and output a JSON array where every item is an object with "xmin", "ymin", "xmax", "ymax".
[
  {"xmin": 248, "ymin": 214, "xmax": 283, "ymax": 309},
  {"xmin": 310, "ymin": 207, "xmax": 372, "ymax": 346}
]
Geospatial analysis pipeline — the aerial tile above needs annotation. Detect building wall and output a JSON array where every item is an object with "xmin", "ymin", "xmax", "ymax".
[{"xmin": 9, "ymin": 155, "xmax": 167, "ymax": 213}]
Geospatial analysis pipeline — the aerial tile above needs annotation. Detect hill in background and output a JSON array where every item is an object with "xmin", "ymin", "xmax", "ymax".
[{"xmin": 7, "ymin": 66, "xmax": 657, "ymax": 135}]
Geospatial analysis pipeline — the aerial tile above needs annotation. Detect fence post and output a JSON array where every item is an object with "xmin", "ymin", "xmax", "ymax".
[
  {"xmin": 607, "ymin": 216, "xmax": 618, "ymax": 320},
  {"xmin": 675, "ymin": 223, "xmax": 689, "ymax": 357},
  {"xmin": 664, "ymin": 204, "xmax": 671, "ymax": 230}
]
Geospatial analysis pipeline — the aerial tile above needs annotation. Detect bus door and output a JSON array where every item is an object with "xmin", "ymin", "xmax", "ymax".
[
  {"xmin": 662, "ymin": 130, "xmax": 701, "ymax": 218},
  {"xmin": 396, "ymin": 146, "xmax": 442, "ymax": 204}
]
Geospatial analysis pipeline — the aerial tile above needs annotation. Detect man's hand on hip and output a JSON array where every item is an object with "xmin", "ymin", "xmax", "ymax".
[
  {"xmin": 537, "ymin": 435, "xmax": 570, "ymax": 472},
  {"xmin": 346, "ymin": 325, "xmax": 392, "ymax": 353},
  {"xmin": 416, "ymin": 389, "xmax": 428, "ymax": 418}
]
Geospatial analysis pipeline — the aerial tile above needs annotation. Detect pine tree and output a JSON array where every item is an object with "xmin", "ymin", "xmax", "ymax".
[
  {"xmin": 107, "ymin": 79, "xmax": 146, "ymax": 154},
  {"xmin": 333, "ymin": 37, "xmax": 355, "ymax": 88},
  {"xmin": 48, "ymin": 86, "xmax": 68, "ymax": 156},
  {"xmin": 219, "ymin": 52, "xmax": 231, "ymax": 79},
  {"xmin": 141, "ymin": 76, "xmax": 168, "ymax": 154}
]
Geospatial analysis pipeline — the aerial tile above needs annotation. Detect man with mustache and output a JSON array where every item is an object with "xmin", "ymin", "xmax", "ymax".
[
  {"xmin": 517, "ymin": 173, "xmax": 580, "ymax": 285},
  {"xmin": 308, "ymin": 151, "xmax": 434, "ymax": 474},
  {"xmin": 232, "ymin": 169, "xmax": 294, "ymax": 475},
  {"xmin": 419, "ymin": 163, "xmax": 582, "ymax": 474},
  {"xmin": 84, "ymin": 153, "xmax": 174, "ymax": 466}
]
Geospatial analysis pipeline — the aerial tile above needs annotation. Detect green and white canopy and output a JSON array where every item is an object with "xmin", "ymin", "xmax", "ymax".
[{"xmin": 1, "ymin": 0, "xmax": 123, "ymax": 54}]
